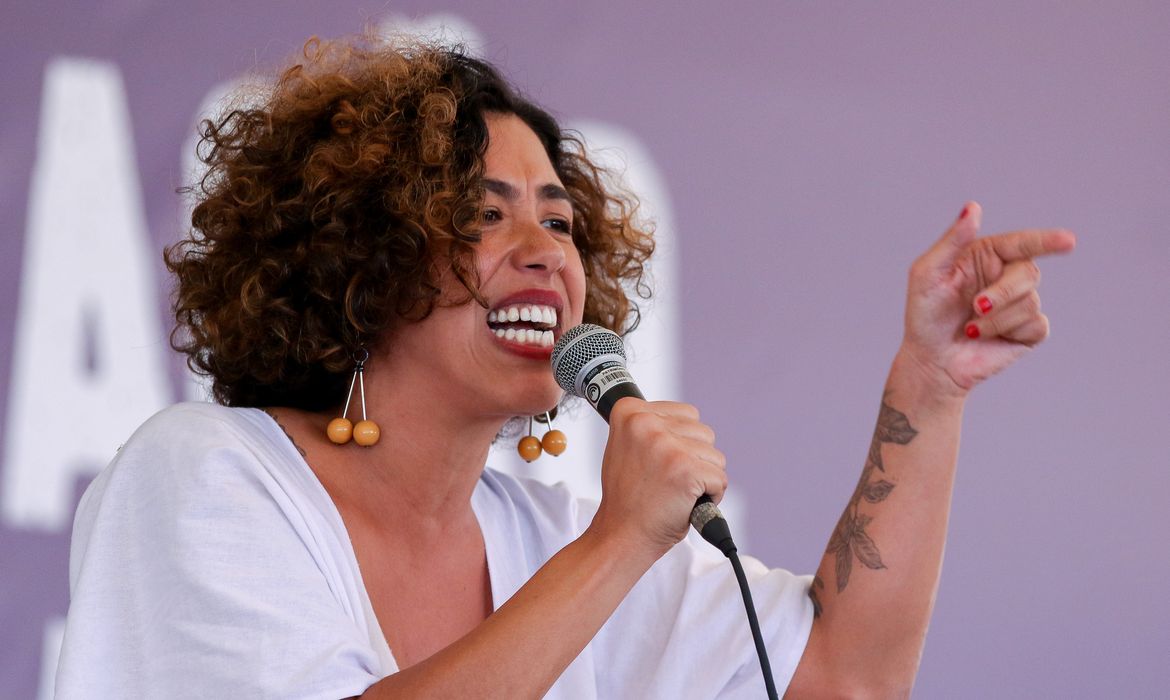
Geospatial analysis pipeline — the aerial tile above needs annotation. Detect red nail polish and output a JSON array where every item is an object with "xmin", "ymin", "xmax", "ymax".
[
  {"xmin": 959, "ymin": 205, "xmax": 969, "ymax": 220},
  {"xmin": 977, "ymin": 296, "xmax": 993, "ymax": 315},
  {"xmin": 965, "ymin": 323, "xmax": 980, "ymax": 339}
]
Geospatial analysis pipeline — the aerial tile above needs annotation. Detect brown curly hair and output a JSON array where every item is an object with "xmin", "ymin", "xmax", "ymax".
[{"xmin": 167, "ymin": 36, "xmax": 655, "ymax": 410}]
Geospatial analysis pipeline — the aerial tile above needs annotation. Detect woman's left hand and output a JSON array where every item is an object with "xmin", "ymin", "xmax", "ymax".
[{"xmin": 899, "ymin": 201, "xmax": 1077, "ymax": 397}]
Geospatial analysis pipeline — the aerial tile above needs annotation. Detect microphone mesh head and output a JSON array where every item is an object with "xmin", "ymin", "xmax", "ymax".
[{"xmin": 550, "ymin": 324, "xmax": 627, "ymax": 395}]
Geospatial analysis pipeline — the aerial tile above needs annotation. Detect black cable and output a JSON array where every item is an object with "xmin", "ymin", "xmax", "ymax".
[
  {"xmin": 728, "ymin": 550, "xmax": 779, "ymax": 700},
  {"xmin": 552, "ymin": 330, "xmax": 779, "ymax": 696},
  {"xmin": 693, "ymin": 507, "xmax": 779, "ymax": 698}
]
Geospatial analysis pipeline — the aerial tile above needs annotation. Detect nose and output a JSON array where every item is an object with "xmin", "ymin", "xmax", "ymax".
[{"xmin": 513, "ymin": 218, "xmax": 566, "ymax": 274}]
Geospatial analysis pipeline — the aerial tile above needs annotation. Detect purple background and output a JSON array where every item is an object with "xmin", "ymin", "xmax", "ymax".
[{"xmin": 3, "ymin": 2, "xmax": 1168, "ymax": 697}]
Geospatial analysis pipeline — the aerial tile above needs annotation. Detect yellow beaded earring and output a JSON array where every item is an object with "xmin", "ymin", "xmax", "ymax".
[
  {"xmin": 326, "ymin": 348, "xmax": 380, "ymax": 447},
  {"xmin": 517, "ymin": 410, "xmax": 567, "ymax": 462},
  {"xmin": 539, "ymin": 410, "xmax": 567, "ymax": 457}
]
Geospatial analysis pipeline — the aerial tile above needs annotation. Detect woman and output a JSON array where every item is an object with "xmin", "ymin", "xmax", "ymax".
[{"xmin": 55, "ymin": 36, "xmax": 1074, "ymax": 698}]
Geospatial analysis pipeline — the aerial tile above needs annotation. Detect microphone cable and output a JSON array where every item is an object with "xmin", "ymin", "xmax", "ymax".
[
  {"xmin": 730, "ymin": 548, "xmax": 779, "ymax": 700},
  {"xmin": 691, "ymin": 499, "xmax": 779, "ymax": 699},
  {"xmin": 552, "ymin": 324, "xmax": 780, "ymax": 699},
  {"xmin": 729, "ymin": 544, "xmax": 779, "ymax": 700}
]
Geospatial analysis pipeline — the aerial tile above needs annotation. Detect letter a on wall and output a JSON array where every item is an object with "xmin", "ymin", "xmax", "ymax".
[{"xmin": 2, "ymin": 58, "xmax": 170, "ymax": 531}]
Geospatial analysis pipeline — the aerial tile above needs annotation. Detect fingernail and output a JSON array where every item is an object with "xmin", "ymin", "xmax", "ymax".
[
  {"xmin": 959, "ymin": 205, "xmax": 969, "ymax": 220},
  {"xmin": 965, "ymin": 323, "xmax": 980, "ymax": 339},
  {"xmin": 976, "ymin": 296, "xmax": 993, "ymax": 315}
]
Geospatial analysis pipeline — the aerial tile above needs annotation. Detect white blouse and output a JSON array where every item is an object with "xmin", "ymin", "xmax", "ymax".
[{"xmin": 55, "ymin": 402, "xmax": 813, "ymax": 698}]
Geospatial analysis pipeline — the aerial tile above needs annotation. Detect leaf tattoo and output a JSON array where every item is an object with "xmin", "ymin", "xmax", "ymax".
[
  {"xmin": 850, "ymin": 525, "xmax": 885, "ymax": 570},
  {"xmin": 868, "ymin": 436, "xmax": 884, "ymax": 472},
  {"xmin": 875, "ymin": 401, "xmax": 918, "ymax": 445},
  {"xmin": 863, "ymin": 480, "xmax": 896, "ymax": 503},
  {"xmin": 809, "ymin": 576, "xmax": 826, "ymax": 618},
  {"xmin": 835, "ymin": 542, "xmax": 853, "ymax": 593},
  {"xmin": 812, "ymin": 398, "xmax": 916, "ymax": 614}
]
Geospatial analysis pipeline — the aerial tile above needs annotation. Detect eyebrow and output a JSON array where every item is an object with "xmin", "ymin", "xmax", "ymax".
[{"xmin": 483, "ymin": 178, "xmax": 571, "ymax": 203}]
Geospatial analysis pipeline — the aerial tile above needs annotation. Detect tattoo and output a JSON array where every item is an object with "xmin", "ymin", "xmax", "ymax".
[
  {"xmin": 809, "ymin": 576, "xmax": 826, "ymax": 618},
  {"xmin": 263, "ymin": 409, "xmax": 308, "ymax": 457},
  {"xmin": 810, "ymin": 396, "xmax": 917, "ymax": 616}
]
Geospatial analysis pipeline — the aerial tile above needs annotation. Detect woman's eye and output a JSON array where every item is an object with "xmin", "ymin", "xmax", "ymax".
[
  {"xmin": 482, "ymin": 209, "xmax": 502, "ymax": 223},
  {"xmin": 544, "ymin": 218, "xmax": 572, "ymax": 234}
]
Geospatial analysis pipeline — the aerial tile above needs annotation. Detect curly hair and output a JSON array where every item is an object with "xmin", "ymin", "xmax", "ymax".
[{"xmin": 166, "ymin": 36, "xmax": 655, "ymax": 410}]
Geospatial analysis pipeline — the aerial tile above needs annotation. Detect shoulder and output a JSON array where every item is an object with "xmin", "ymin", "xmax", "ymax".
[
  {"xmin": 60, "ymin": 403, "xmax": 387, "ymax": 697},
  {"xmin": 76, "ymin": 402, "xmax": 298, "ymax": 537},
  {"xmin": 70, "ymin": 401, "xmax": 328, "ymax": 583},
  {"xmin": 112, "ymin": 401, "xmax": 282, "ymax": 472},
  {"xmin": 125, "ymin": 401, "xmax": 267, "ymax": 450},
  {"xmin": 87, "ymin": 402, "xmax": 275, "ymax": 500}
]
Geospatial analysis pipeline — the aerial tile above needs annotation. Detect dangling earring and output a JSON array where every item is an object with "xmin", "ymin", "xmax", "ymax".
[
  {"xmin": 517, "ymin": 415, "xmax": 543, "ymax": 462},
  {"xmin": 326, "ymin": 348, "xmax": 381, "ymax": 447},
  {"xmin": 517, "ymin": 409, "xmax": 567, "ymax": 463},
  {"xmin": 539, "ymin": 410, "xmax": 567, "ymax": 457}
]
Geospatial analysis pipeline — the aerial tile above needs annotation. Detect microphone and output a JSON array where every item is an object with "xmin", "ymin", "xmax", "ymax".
[
  {"xmin": 553, "ymin": 324, "xmax": 780, "ymax": 698},
  {"xmin": 550, "ymin": 324, "xmax": 736, "ymax": 556}
]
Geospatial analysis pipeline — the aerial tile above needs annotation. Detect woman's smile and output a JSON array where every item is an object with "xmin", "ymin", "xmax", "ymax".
[{"xmin": 485, "ymin": 288, "xmax": 565, "ymax": 357}]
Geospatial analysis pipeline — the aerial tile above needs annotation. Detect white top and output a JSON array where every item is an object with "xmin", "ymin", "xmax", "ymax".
[{"xmin": 55, "ymin": 402, "xmax": 813, "ymax": 699}]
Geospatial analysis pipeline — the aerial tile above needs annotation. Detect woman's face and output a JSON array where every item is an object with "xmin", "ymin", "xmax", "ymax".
[{"xmin": 384, "ymin": 113, "xmax": 586, "ymax": 418}]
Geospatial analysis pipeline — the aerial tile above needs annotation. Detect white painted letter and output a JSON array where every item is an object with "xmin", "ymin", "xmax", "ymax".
[{"xmin": 2, "ymin": 58, "xmax": 170, "ymax": 531}]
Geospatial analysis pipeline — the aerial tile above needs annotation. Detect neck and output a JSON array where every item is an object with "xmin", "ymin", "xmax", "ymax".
[{"xmin": 325, "ymin": 352, "xmax": 510, "ymax": 530}]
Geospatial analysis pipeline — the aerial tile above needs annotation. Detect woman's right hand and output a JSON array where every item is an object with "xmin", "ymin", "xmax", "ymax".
[
  {"xmin": 588, "ymin": 397, "xmax": 728, "ymax": 561},
  {"xmin": 364, "ymin": 396, "xmax": 724, "ymax": 699}
]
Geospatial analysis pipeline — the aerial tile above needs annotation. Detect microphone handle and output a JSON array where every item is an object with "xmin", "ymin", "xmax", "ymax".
[{"xmin": 593, "ymin": 382, "xmax": 737, "ymax": 556}]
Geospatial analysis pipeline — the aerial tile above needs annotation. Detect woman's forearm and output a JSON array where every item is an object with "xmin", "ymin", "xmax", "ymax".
[
  {"xmin": 791, "ymin": 349, "xmax": 966, "ymax": 697},
  {"xmin": 786, "ymin": 206, "xmax": 1072, "ymax": 697},
  {"xmin": 362, "ymin": 395, "xmax": 730, "ymax": 699},
  {"xmin": 360, "ymin": 528, "xmax": 654, "ymax": 699}
]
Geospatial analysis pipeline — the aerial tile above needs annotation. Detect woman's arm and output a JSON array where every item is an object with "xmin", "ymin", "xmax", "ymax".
[
  {"xmin": 360, "ymin": 527, "xmax": 651, "ymax": 699},
  {"xmin": 361, "ymin": 399, "xmax": 728, "ymax": 699},
  {"xmin": 788, "ymin": 203, "xmax": 1075, "ymax": 697},
  {"xmin": 792, "ymin": 352, "xmax": 965, "ymax": 697}
]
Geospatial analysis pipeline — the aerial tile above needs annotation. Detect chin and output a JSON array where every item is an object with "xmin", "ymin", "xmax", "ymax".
[
  {"xmin": 502, "ymin": 378, "xmax": 563, "ymax": 418},
  {"xmin": 520, "ymin": 390, "xmax": 564, "ymax": 417}
]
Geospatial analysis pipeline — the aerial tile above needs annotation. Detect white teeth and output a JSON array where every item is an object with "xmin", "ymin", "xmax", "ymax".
[
  {"xmin": 493, "ymin": 324, "xmax": 555, "ymax": 347},
  {"xmin": 487, "ymin": 304, "xmax": 559, "ymax": 329}
]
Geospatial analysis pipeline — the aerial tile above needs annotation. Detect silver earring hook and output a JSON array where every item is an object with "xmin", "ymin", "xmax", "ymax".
[{"xmin": 343, "ymin": 347, "xmax": 370, "ymax": 420}]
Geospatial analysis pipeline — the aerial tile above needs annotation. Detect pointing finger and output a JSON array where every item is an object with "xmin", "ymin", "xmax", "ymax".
[{"xmin": 988, "ymin": 229, "xmax": 1077, "ymax": 263}]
